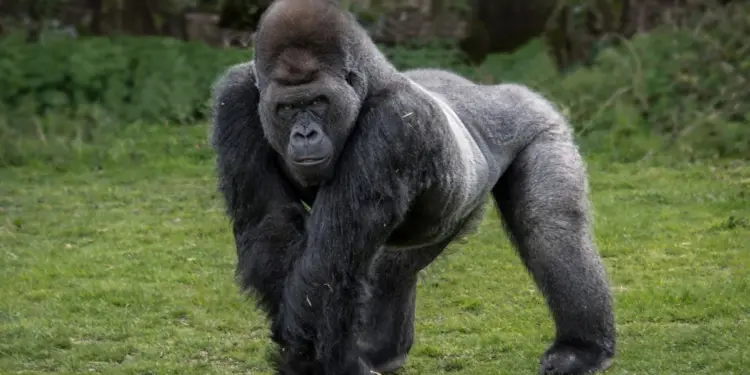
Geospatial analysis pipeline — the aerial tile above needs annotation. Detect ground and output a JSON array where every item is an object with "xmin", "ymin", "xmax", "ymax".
[{"xmin": 1, "ymin": 124, "xmax": 748, "ymax": 375}]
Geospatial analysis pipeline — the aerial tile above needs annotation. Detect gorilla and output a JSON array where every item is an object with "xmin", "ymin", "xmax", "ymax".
[{"xmin": 209, "ymin": 0, "xmax": 616, "ymax": 374}]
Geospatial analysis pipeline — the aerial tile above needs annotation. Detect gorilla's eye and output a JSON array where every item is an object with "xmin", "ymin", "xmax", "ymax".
[
  {"xmin": 277, "ymin": 103, "xmax": 295, "ymax": 113},
  {"xmin": 310, "ymin": 96, "xmax": 327, "ymax": 106}
]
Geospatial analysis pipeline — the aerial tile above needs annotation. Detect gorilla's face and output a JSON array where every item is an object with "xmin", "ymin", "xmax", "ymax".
[{"xmin": 256, "ymin": 48, "xmax": 362, "ymax": 187}]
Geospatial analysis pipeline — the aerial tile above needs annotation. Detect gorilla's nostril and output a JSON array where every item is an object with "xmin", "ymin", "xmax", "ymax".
[{"xmin": 291, "ymin": 128, "xmax": 321, "ymax": 145}]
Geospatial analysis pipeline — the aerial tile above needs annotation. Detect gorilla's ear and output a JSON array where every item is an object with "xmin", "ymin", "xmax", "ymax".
[
  {"xmin": 345, "ymin": 70, "xmax": 367, "ymax": 100},
  {"xmin": 345, "ymin": 71, "xmax": 357, "ymax": 86}
]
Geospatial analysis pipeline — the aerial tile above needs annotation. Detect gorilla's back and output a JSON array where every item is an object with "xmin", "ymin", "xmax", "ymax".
[
  {"xmin": 403, "ymin": 68, "xmax": 475, "ymax": 91},
  {"xmin": 402, "ymin": 68, "xmax": 497, "ymax": 128},
  {"xmin": 403, "ymin": 67, "xmax": 560, "ymax": 180}
]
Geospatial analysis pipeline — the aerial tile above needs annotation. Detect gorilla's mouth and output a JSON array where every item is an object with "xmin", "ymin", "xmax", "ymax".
[{"xmin": 293, "ymin": 155, "xmax": 330, "ymax": 166}]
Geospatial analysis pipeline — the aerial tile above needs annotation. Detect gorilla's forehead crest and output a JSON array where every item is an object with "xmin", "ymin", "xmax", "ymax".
[
  {"xmin": 269, "ymin": 48, "xmax": 322, "ymax": 85},
  {"xmin": 254, "ymin": 0, "xmax": 349, "ymax": 67}
]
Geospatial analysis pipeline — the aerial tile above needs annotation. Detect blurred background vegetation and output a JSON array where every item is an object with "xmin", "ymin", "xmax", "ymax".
[{"xmin": 0, "ymin": 0, "xmax": 747, "ymax": 167}]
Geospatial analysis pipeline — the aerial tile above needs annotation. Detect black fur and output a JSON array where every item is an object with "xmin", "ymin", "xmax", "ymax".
[{"xmin": 210, "ymin": 1, "xmax": 616, "ymax": 374}]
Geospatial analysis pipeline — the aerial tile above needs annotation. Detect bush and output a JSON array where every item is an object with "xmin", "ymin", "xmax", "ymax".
[
  {"xmin": 0, "ymin": 34, "xmax": 249, "ymax": 125},
  {"xmin": 0, "ymin": 34, "xmax": 251, "ymax": 166},
  {"xmin": 535, "ymin": 4, "xmax": 750, "ymax": 161},
  {"xmin": 383, "ymin": 39, "xmax": 476, "ymax": 77}
]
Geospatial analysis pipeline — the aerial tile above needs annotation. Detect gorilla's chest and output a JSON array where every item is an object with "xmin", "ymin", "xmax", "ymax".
[{"xmin": 385, "ymin": 187, "xmax": 488, "ymax": 250}]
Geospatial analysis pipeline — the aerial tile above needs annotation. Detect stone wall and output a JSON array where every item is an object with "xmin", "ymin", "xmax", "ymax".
[
  {"xmin": 183, "ymin": 0, "xmax": 468, "ymax": 48},
  {"xmin": 368, "ymin": 6, "xmax": 468, "ymax": 45}
]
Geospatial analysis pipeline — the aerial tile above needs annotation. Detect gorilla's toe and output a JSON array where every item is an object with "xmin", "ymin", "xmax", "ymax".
[{"xmin": 539, "ymin": 342, "xmax": 613, "ymax": 375}]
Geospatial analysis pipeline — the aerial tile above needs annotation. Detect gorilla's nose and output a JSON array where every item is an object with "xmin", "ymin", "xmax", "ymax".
[
  {"xmin": 288, "ymin": 122, "xmax": 332, "ymax": 165},
  {"xmin": 290, "ymin": 126, "xmax": 322, "ymax": 147}
]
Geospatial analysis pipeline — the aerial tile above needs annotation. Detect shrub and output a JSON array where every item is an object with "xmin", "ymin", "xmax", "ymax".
[
  {"xmin": 536, "ymin": 3, "xmax": 750, "ymax": 161},
  {"xmin": 0, "ymin": 34, "xmax": 249, "ymax": 166},
  {"xmin": 0, "ymin": 34, "xmax": 250, "ymax": 125}
]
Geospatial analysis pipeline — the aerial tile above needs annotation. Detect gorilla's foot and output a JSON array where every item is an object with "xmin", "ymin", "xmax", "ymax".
[
  {"xmin": 358, "ymin": 340, "xmax": 409, "ymax": 374},
  {"xmin": 538, "ymin": 341, "xmax": 614, "ymax": 375}
]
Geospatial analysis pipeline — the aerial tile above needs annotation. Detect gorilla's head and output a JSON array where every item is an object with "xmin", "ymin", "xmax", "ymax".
[{"xmin": 251, "ymin": 0, "xmax": 368, "ymax": 187}]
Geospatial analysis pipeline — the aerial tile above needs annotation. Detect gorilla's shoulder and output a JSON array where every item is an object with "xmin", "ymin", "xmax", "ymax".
[
  {"xmin": 360, "ymin": 79, "xmax": 417, "ymax": 118},
  {"xmin": 212, "ymin": 62, "xmax": 258, "ymax": 98},
  {"xmin": 209, "ymin": 62, "xmax": 261, "ymax": 149}
]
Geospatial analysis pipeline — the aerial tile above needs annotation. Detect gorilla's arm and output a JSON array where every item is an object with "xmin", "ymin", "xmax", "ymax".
[
  {"xmin": 210, "ymin": 62, "xmax": 308, "ymax": 322},
  {"xmin": 275, "ymin": 92, "xmax": 421, "ymax": 375}
]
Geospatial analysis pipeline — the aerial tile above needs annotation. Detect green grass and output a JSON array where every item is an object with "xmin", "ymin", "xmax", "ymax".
[{"xmin": 1, "ymin": 124, "xmax": 748, "ymax": 375}]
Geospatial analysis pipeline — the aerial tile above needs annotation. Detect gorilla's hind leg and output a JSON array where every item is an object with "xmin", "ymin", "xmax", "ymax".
[{"xmin": 492, "ymin": 130, "xmax": 615, "ymax": 375}]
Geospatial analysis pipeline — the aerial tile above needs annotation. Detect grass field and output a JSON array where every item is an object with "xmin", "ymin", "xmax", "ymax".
[{"xmin": 1, "ymin": 124, "xmax": 749, "ymax": 375}]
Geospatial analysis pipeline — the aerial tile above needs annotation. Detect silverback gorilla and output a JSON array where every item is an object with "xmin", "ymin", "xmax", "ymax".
[{"xmin": 209, "ymin": 0, "xmax": 616, "ymax": 374}]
